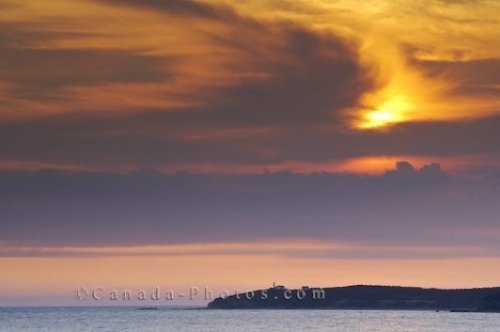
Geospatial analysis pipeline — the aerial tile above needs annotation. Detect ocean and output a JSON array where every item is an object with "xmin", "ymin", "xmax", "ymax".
[{"xmin": 0, "ymin": 307, "xmax": 499, "ymax": 331}]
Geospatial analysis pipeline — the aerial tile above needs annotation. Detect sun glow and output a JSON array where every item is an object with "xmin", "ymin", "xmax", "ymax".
[{"xmin": 359, "ymin": 95, "xmax": 410, "ymax": 129}]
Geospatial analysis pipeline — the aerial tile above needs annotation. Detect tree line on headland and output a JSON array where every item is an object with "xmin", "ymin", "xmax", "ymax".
[{"xmin": 208, "ymin": 285, "xmax": 500, "ymax": 312}]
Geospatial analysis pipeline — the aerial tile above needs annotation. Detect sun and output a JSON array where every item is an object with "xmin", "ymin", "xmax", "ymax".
[{"xmin": 358, "ymin": 95, "xmax": 410, "ymax": 129}]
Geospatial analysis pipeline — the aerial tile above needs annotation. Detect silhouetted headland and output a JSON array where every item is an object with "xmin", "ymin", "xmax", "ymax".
[{"xmin": 207, "ymin": 285, "xmax": 500, "ymax": 312}]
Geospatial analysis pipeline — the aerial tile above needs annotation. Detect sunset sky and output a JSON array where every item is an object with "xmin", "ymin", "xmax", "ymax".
[{"xmin": 1, "ymin": 0, "xmax": 500, "ymax": 306}]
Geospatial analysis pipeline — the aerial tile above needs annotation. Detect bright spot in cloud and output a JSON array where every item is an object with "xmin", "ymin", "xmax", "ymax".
[{"xmin": 359, "ymin": 95, "xmax": 410, "ymax": 129}]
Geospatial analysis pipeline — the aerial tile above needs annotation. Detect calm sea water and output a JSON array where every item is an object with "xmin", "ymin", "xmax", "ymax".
[{"xmin": 0, "ymin": 307, "xmax": 499, "ymax": 332}]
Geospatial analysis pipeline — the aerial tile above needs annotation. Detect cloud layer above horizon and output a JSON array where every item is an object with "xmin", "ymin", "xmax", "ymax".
[{"xmin": 1, "ymin": 161, "xmax": 500, "ymax": 261}]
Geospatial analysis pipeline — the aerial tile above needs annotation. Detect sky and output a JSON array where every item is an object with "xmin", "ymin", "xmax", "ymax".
[{"xmin": 0, "ymin": 0, "xmax": 500, "ymax": 306}]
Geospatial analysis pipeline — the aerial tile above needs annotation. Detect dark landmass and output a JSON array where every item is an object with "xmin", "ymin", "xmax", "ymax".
[{"xmin": 207, "ymin": 285, "xmax": 500, "ymax": 312}]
